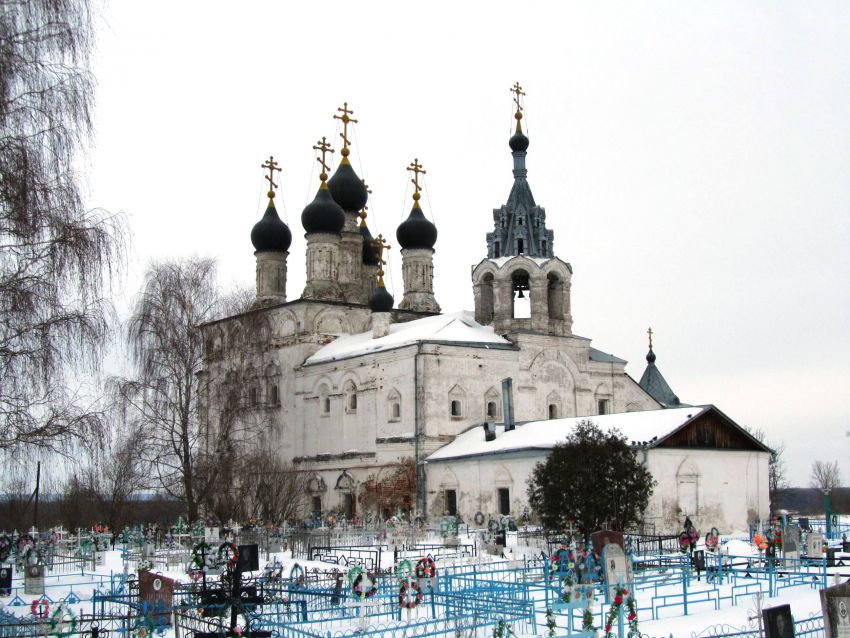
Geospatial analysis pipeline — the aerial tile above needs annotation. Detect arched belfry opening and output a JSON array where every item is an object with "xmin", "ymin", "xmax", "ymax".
[
  {"xmin": 511, "ymin": 269, "xmax": 531, "ymax": 319},
  {"xmin": 547, "ymin": 272, "xmax": 564, "ymax": 320}
]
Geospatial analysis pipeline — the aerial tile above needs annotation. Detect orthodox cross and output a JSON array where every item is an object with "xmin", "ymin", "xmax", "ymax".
[
  {"xmin": 334, "ymin": 102, "xmax": 358, "ymax": 154},
  {"xmin": 407, "ymin": 158, "xmax": 426, "ymax": 198},
  {"xmin": 312, "ymin": 137, "xmax": 334, "ymax": 182},
  {"xmin": 647, "ymin": 327, "xmax": 653, "ymax": 349},
  {"xmin": 511, "ymin": 82, "xmax": 526, "ymax": 113},
  {"xmin": 359, "ymin": 182, "xmax": 372, "ymax": 227},
  {"xmin": 261, "ymin": 156, "xmax": 281, "ymax": 197},
  {"xmin": 373, "ymin": 234, "xmax": 390, "ymax": 276}
]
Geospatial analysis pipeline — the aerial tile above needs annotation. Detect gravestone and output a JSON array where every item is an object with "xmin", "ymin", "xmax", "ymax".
[
  {"xmin": 601, "ymin": 544, "xmax": 632, "ymax": 600},
  {"xmin": 236, "ymin": 544, "xmax": 259, "ymax": 573},
  {"xmin": 762, "ymin": 603, "xmax": 795, "ymax": 638},
  {"xmin": 783, "ymin": 524, "xmax": 801, "ymax": 560},
  {"xmin": 807, "ymin": 533, "xmax": 825, "ymax": 559},
  {"xmin": 94, "ymin": 551, "xmax": 105, "ymax": 567},
  {"xmin": 819, "ymin": 579, "xmax": 850, "ymax": 638},
  {"xmin": 692, "ymin": 549, "xmax": 706, "ymax": 577},
  {"xmin": 591, "ymin": 530, "xmax": 625, "ymax": 557},
  {"xmin": 24, "ymin": 563, "xmax": 44, "ymax": 595},
  {"xmin": 0, "ymin": 566, "xmax": 11, "ymax": 596},
  {"xmin": 138, "ymin": 571, "xmax": 174, "ymax": 626}
]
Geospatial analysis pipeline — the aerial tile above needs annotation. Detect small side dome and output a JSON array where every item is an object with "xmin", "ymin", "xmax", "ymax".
[
  {"xmin": 251, "ymin": 200, "xmax": 292, "ymax": 252},
  {"xmin": 646, "ymin": 347, "xmax": 656, "ymax": 364},
  {"xmin": 369, "ymin": 285, "xmax": 394, "ymax": 312},
  {"xmin": 509, "ymin": 130, "xmax": 529, "ymax": 152},
  {"xmin": 361, "ymin": 223, "xmax": 379, "ymax": 265},
  {"xmin": 301, "ymin": 186, "xmax": 345, "ymax": 234},
  {"xmin": 328, "ymin": 162, "xmax": 368, "ymax": 213},
  {"xmin": 396, "ymin": 204, "xmax": 437, "ymax": 250}
]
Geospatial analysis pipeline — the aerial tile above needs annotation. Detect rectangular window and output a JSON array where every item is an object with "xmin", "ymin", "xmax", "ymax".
[
  {"xmin": 311, "ymin": 496, "xmax": 321, "ymax": 515},
  {"xmin": 270, "ymin": 384, "xmax": 279, "ymax": 405},
  {"xmin": 597, "ymin": 399, "xmax": 609, "ymax": 415},
  {"xmin": 451, "ymin": 400, "xmax": 462, "ymax": 417},
  {"xmin": 494, "ymin": 242, "xmax": 500, "ymax": 258},
  {"xmin": 517, "ymin": 239, "xmax": 524, "ymax": 254},
  {"xmin": 445, "ymin": 490, "xmax": 457, "ymax": 516},
  {"xmin": 498, "ymin": 488, "xmax": 510, "ymax": 516}
]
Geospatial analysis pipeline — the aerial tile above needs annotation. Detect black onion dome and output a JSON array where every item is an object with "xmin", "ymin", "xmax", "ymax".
[
  {"xmin": 509, "ymin": 130, "xmax": 529, "ymax": 152},
  {"xmin": 251, "ymin": 201, "xmax": 292, "ymax": 252},
  {"xmin": 301, "ymin": 186, "xmax": 345, "ymax": 234},
  {"xmin": 646, "ymin": 347, "xmax": 656, "ymax": 364},
  {"xmin": 369, "ymin": 285, "xmax": 394, "ymax": 312},
  {"xmin": 396, "ymin": 205, "xmax": 437, "ymax": 250},
  {"xmin": 328, "ymin": 162, "xmax": 369, "ymax": 213},
  {"xmin": 360, "ymin": 223, "xmax": 379, "ymax": 265}
]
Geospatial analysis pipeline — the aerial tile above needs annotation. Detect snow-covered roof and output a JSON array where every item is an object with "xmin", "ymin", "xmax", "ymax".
[
  {"xmin": 304, "ymin": 310, "xmax": 513, "ymax": 365},
  {"xmin": 426, "ymin": 405, "xmax": 714, "ymax": 462}
]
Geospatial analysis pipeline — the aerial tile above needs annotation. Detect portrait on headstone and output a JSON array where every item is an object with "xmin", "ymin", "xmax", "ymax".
[
  {"xmin": 807, "ymin": 533, "xmax": 824, "ymax": 559},
  {"xmin": 601, "ymin": 544, "xmax": 631, "ymax": 599},
  {"xmin": 762, "ymin": 604, "xmax": 794, "ymax": 638},
  {"xmin": 237, "ymin": 544, "xmax": 259, "ymax": 573},
  {"xmin": 820, "ymin": 579, "xmax": 850, "ymax": 638}
]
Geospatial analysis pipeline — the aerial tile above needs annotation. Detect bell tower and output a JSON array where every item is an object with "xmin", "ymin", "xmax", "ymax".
[{"xmin": 473, "ymin": 84, "xmax": 572, "ymax": 335}]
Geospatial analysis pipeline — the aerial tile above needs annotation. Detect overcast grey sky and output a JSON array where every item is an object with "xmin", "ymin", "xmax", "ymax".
[{"xmin": 86, "ymin": 1, "xmax": 850, "ymax": 487}]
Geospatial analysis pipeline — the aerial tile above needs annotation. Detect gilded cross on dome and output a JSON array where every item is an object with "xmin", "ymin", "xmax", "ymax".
[
  {"xmin": 359, "ymin": 182, "xmax": 372, "ymax": 227},
  {"xmin": 647, "ymin": 327, "xmax": 654, "ymax": 349},
  {"xmin": 407, "ymin": 158, "xmax": 426, "ymax": 203},
  {"xmin": 261, "ymin": 156, "xmax": 281, "ymax": 198},
  {"xmin": 333, "ymin": 102, "xmax": 358, "ymax": 158},
  {"xmin": 312, "ymin": 137, "xmax": 334, "ymax": 183},
  {"xmin": 511, "ymin": 82, "xmax": 526, "ymax": 114},
  {"xmin": 373, "ymin": 234, "xmax": 391, "ymax": 285}
]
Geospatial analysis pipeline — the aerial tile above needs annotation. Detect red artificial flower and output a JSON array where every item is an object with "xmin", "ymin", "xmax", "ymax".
[
  {"xmin": 614, "ymin": 594, "xmax": 623, "ymax": 605},
  {"xmin": 628, "ymin": 613, "xmax": 637, "ymax": 621},
  {"xmin": 622, "ymin": 589, "xmax": 629, "ymax": 596},
  {"xmin": 605, "ymin": 624, "xmax": 611, "ymax": 632}
]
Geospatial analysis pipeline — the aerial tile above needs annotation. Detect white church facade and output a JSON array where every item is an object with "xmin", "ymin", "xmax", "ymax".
[{"xmin": 201, "ymin": 92, "xmax": 771, "ymax": 535}]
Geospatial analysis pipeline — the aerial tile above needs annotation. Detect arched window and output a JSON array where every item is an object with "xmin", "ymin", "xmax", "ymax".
[
  {"xmin": 548, "ymin": 404, "xmax": 558, "ymax": 419},
  {"xmin": 449, "ymin": 385, "xmax": 466, "ymax": 419},
  {"xmin": 319, "ymin": 384, "xmax": 330, "ymax": 417},
  {"xmin": 343, "ymin": 380, "xmax": 357, "ymax": 414},
  {"xmin": 268, "ymin": 383, "xmax": 279, "ymax": 406},
  {"xmin": 248, "ymin": 387, "xmax": 258, "ymax": 407},
  {"xmin": 387, "ymin": 389, "xmax": 401, "ymax": 422},
  {"xmin": 484, "ymin": 387, "xmax": 501, "ymax": 420}
]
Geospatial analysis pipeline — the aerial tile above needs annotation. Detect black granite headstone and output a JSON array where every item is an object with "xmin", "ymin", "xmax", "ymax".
[
  {"xmin": 0, "ymin": 566, "xmax": 11, "ymax": 596},
  {"xmin": 762, "ymin": 603, "xmax": 795, "ymax": 638}
]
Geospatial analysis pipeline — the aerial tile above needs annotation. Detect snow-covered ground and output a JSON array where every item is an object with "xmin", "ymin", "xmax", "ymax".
[{"xmin": 1, "ymin": 530, "xmax": 847, "ymax": 638}]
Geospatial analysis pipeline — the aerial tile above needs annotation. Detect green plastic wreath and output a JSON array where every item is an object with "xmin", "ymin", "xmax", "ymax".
[{"xmin": 49, "ymin": 604, "xmax": 78, "ymax": 638}]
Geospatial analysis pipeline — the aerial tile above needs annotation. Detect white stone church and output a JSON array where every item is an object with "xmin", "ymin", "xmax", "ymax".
[{"xmin": 201, "ymin": 96, "xmax": 771, "ymax": 535}]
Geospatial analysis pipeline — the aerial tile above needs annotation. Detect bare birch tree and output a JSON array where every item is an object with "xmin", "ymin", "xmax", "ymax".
[
  {"xmin": 119, "ymin": 257, "xmax": 258, "ymax": 522},
  {"xmin": 810, "ymin": 460, "xmax": 842, "ymax": 492},
  {"xmin": 0, "ymin": 0, "xmax": 126, "ymax": 452}
]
